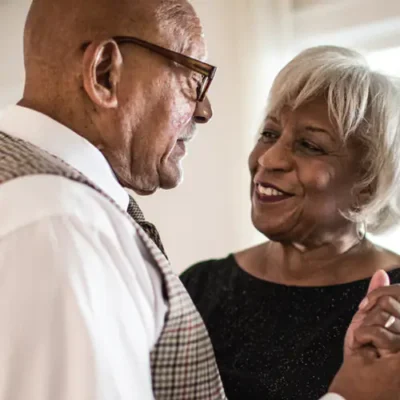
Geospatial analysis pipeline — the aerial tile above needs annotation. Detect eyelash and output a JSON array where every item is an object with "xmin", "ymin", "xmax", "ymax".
[{"xmin": 260, "ymin": 130, "xmax": 326, "ymax": 155}]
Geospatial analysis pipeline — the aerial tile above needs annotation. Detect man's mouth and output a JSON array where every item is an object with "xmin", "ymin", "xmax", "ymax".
[
  {"xmin": 177, "ymin": 133, "xmax": 195, "ymax": 143},
  {"xmin": 174, "ymin": 124, "xmax": 197, "ymax": 156},
  {"xmin": 175, "ymin": 138, "xmax": 190, "ymax": 156},
  {"xmin": 175, "ymin": 135, "xmax": 194, "ymax": 155},
  {"xmin": 178, "ymin": 123, "xmax": 197, "ymax": 144}
]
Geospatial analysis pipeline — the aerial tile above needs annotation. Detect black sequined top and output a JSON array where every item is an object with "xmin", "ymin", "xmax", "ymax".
[{"xmin": 180, "ymin": 254, "xmax": 400, "ymax": 400}]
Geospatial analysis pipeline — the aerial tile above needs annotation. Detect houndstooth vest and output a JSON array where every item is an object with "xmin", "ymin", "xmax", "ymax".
[{"xmin": 0, "ymin": 131, "xmax": 226, "ymax": 400}]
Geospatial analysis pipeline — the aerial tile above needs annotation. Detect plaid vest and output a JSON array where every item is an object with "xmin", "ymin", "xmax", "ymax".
[{"xmin": 0, "ymin": 131, "xmax": 226, "ymax": 400}]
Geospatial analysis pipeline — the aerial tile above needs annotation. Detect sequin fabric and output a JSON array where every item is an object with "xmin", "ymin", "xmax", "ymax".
[{"xmin": 181, "ymin": 254, "xmax": 400, "ymax": 400}]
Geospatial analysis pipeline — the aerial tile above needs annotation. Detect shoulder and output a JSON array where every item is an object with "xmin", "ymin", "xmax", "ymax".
[
  {"xmin": 235, "ymin": 242, "xmax": 266, "ymax": 266},
  {"xmin": 0, "ymin": 174, "xmax": 165, "ymax": 346},
  {"xmin": 388, "ymin": 268, "xmax": 400, "ymax": 283},
  {"xmin": 181, "ymin": 254, "xmax": 236, "ymax": 280},
  {"xmin": 180, "ymin": 254, "xmax": 236, "ymax": 292},
  {"xmin": 385, "ymin": 250, "xmax": 400, "ymax": 283},
  {"xmin": 180, "ymin": 242, "xmax": 266, "ymax": 284},
  {"xmin": 370, "ymin": 243, "xmax": 400, "ymax": 283},
  {"xmin": 0, "ymin": 174, "xmax": 133, "ymax": 239}
]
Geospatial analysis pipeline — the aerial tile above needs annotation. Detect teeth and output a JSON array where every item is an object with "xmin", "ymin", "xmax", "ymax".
[{"xmin": 258, "ymin": 185, "xmax": 284, "ymax": 196}]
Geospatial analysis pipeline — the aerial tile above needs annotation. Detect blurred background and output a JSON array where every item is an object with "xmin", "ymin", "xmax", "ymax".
[{"xmin": 1, "ymin": 0, "xmax": 400, "ymax": 272}]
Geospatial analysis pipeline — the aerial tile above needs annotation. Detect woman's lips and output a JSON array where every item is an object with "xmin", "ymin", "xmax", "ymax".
[{"xmin": 254, "ymin": 183, "xmax": 294, "ymax": 203}]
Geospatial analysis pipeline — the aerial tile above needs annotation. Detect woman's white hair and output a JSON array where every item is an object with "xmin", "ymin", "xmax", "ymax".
[{"xmin": 265, "ymin": 45, "xmax": 400, "ymax": 234}]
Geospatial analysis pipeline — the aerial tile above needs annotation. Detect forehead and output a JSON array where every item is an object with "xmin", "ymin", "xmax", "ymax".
[
  {"xmin": 151, "ymin": 4, "xmax": 207, "ymax": 60},
  {"xmin": 265, "ymin": 98, "xmax": 365, "ymax": 156},
  {"xmin": 267, "ymin": 98, "xmax": 333, "ymax": 126},
  {"xmin": 182, "ymin": 34, "xmax": 207, "ymax": 62},
  {"xmin": 167, "ymin": 26, "xmax": 206, "ymax": 61}
]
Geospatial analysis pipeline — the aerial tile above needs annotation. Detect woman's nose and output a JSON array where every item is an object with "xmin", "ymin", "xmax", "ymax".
[{"xmin": 258, "ymin": 141, "xmax": 293, "ymax": 172}]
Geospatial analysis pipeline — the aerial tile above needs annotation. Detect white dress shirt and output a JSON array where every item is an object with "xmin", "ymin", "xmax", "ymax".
[
  {"xmin": 0, "ymin": 106, "xmax": 167, "ymax": 400},
  {"xmin": 0, "ymin": 105, "xmax": 344, "ymax": 400}
]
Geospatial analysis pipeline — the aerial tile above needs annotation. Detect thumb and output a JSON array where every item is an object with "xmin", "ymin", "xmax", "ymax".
[
  {"xmin": 357, "ymin": 269, "xmax": 390, "ymax": 312},
  {"xmin": 344, "ymin": 270, "xmax": 390, "ymax": 356},
  {"xmin": 367, "ymin": 269, "xmax": 390, "ymax": 294}
]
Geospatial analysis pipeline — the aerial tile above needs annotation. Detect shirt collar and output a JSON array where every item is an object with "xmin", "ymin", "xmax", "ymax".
[{"xmin": 0, "ymin": 105, "xmax": 129, "ymax": 210}]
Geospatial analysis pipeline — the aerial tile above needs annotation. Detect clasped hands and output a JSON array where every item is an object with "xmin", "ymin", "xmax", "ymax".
[{"xmin": 330, "ymin": 270, "xmax": 400, "ymax": 400}]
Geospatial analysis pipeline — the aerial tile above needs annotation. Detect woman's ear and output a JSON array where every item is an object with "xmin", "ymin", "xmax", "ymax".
[
  {"xmin": 82, "ymin": 39, "xmax": 123, "ymax": 109},
  {"xmin": 353, "ymin": 183, "xmax": 374, "ymax": 210}
]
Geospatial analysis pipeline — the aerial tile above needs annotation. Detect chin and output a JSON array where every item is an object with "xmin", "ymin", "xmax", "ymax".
[
  {"xmin": 134, "ymin": 187, "xmax": 158, "ymax": 196},
  {"xmin": 255, "ymin": 226, "xmax": 288, "ymax": 242},
  {"xmin": 159, "ymin": 164, "xmax": 184, "ymax": 190},
  {"xmin": 160, "ymin": 176, "xmax": 183, "ymax": 190},
  {"xmin": 252, "ymin": 212, "xmax": 298, "ymax": 242}
]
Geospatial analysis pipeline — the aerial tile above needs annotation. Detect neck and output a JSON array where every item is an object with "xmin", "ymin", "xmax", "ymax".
[
  {"xmin": 290, "ymin": 223, "xmax": 362, "ymax": 254},
  {"xmin": 18, "ymin": 94, "xmax": 100, "ymax": 147},
  {"xmin": 262, "ymin": 225, "xmax": 369, "ymax": 285}
]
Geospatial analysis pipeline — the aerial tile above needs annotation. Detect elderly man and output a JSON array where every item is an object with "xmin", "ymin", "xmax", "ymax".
[{"xmin": 0, "ymin": 0, "xmax": 399, "ymax": 399}]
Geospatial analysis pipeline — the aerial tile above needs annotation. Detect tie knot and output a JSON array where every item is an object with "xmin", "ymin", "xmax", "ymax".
[{"xmin": 127, "ymin": 194, "xmax": 167, "ymax": 258}]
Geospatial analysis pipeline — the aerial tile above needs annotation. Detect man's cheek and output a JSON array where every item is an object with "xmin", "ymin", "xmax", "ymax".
[{"xmin": 170, "ymin": 98, "xmax": 195, "ymax": 129}]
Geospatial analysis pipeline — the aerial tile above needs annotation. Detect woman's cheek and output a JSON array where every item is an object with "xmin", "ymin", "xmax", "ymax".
[{"xmin": 301, "ymin": 162, "xmax": 335, "ymax": 193}]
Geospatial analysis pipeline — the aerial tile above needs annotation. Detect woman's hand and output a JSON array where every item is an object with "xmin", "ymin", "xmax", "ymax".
[
  {"xmin": 329, "ymin": 346, "xmax": 400, "ymax": 400},
  {"xmin": 329, "ymin": 272, "xmax": 400, "ymax": 400},
  {"xmin": 345, "ymin": 270, "xmax": 400, "ymax": 357}
]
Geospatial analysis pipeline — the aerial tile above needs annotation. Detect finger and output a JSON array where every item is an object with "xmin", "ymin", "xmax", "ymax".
[
  {"xmin": 359, "ymin": 270, "xmax": 390, "ymax": 310},
  {"xmin": 368, "ymin": 270, "xmax": 391, "ymax": 293},
  {"xmin": 354, "ymin": 325, "xmax": 400, "ymax": 353},
  {"xmin": 376, "ymin": 295, "xmax": 400, "ymax": 319},
  {"xmin": 360, "ymin": 285, "xmax": 400, "ymax": 312},
  {"xmin": 363, "ymin": 295, "xmax": 400, "ymax": 323},
  {"xmin": 360, "ymin": 269, "xmax": 390, "ymax": 308},
  {"xmin": 357, "ymin": 345, "xmax": 379, "ymax": 361},
  {"xmin": 344, "ymin": 307, "xmax": 373, "ymax": 355},
  {"xmin": 361, "ymin": 307, "xmax": 400, "ymax": 334}
]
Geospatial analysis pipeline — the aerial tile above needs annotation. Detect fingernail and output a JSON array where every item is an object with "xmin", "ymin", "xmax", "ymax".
[{"xmin": 359, "ymin": 297, "xmax": 369, "ymax": 310}]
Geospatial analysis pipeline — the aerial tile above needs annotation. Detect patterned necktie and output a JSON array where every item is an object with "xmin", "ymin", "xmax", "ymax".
[{"xmin": 127, "ymin": 195, "xmax": 167, "ymax": 258}]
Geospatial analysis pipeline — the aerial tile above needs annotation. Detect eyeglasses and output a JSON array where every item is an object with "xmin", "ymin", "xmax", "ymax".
[
  {"xmin": 84, "ymin": 36, "xmax": 215, "ymax": 102},
  {"xmin": 82, "ymin": 37, "xmax": 217, "ymax": 101}
]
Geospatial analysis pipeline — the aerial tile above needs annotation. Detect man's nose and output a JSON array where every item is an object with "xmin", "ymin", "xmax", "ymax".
[{"xmin": 193, "ymin": 96, "xmax": 213, "ymax": 124}]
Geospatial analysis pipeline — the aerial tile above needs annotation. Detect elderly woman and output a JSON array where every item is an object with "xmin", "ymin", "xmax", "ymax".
[{"xmin": 180, "ymin": 46, "xmax": 400, "ymax": 400}]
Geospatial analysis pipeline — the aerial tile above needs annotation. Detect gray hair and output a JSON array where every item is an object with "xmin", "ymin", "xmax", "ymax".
[
  {"xmin": 155, "ymin": 0, "xmax": 202, "ymax": 51},
  {"xmin": 266, "ymin": 45, "xmax": 400, "ymax": 234}
]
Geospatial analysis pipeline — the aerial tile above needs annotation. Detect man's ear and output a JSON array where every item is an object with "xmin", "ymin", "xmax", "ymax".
[{"xmin": 82, "ymin": 39, "xmax": 122, "ymax": 109}]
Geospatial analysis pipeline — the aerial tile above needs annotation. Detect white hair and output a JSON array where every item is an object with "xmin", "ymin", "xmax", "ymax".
[
  {"xmin": 266, "ymin": 45, "xmax": 400, "ymax": 234},
  {"xmin": 155, "ymin": 0, "xmax": 202, "ymax": 51}
]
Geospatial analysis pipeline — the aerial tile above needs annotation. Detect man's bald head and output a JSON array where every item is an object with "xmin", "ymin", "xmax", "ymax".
[
  {"xmin": 23, "ymin": 0, "xmax": 202, "ymax": 88},
  {"xmin": 19, "ymin": 0, "xmax": 213, "ymax": 194}
]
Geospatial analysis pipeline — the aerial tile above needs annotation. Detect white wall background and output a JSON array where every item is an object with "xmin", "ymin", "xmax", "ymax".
[
  {"xmin": 0, "ymin": 0, "xmax": 26, "ymax": 107},
  {"xmin": 1, "ymin": 0, "xmax": 399, "ymax": 272}
]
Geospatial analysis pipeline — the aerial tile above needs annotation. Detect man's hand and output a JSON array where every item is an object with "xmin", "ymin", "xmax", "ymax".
[
  {"xmin": 345, "ymin": 270, "xmax": 400, "ymax": 357},
  {"xmin": 329, "ymin": 270, "xmax": 400, "ymax": 399},
  {"xmin": 329, "ymin": 347, "xmax": 400, "ymax": 400}
]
